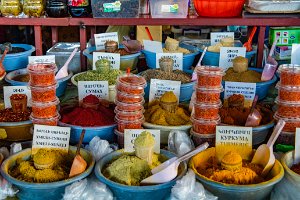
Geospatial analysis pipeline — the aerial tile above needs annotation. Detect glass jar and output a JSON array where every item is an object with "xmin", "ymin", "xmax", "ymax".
[
  {"xmin": 0, "ymin": 0, "xmax": 22, "ymax": 17},
  {"xmin": 23, "ymin": 0, "xmax": 44, "ymax": 17}
]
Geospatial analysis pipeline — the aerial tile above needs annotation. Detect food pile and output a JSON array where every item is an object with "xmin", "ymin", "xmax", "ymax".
[
  {"xmin": 140, "ymin": 69, "xmax": 191, "ymax": 83},
  {"xmin": 163, "ymin": 37, "xmax": 191, "ymax": 54},
  {"xmin": 207, "ymin": 37, "xmax": 234, "ymax": 52}
]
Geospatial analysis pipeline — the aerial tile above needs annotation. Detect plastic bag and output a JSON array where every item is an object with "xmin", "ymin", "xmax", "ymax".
[
  {"xmin": 168, "ymin": 130, "xmax": 194, "ymax": 156},
  {"xmin": 85, "ymin": 136, "xmax": 113, "ymax": 162},
  {"xmin": 169, "ymin": 169, "xmax": 217, "ymax": 200},
  {"xmin": 271, "ymin": 175, "xmax": 300, "ymax": 200},
  {"xmin": 63, "ymin": 177, "xmax": 113, "ymax": 200}
]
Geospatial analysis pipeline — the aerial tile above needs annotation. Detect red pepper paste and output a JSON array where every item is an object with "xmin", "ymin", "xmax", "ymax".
[{"xmin": 83, "ymin": 94, "xmax": 99, "ymax": 104}]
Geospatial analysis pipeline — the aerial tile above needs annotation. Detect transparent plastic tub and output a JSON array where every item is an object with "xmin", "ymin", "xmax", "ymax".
[
  {"xmin": 276, "ymin": 131, "xmax": 295, "ymax": 145},
  {"xmin": 114, "ymin": 107, "xmax": 144, "ymax": 121},
  {"xmin": 115, "ymin": 116, "xmax": 144, "ymax": 132},
  {"xmin": 274, "ymin": 112, "xmax": 300, "ymax": 133},
  {"xmin": 31, "ymin": 98, "xmax": 59, "ymax": 119},
  {"xmin": 190, "ymin": 129, "xmax": 215, "ymax": 147},
  {"xmin": 276, "ymin": 83, "xmax": 300, "ymax": 102},
  {"xmin": 27, "ymin": 62, "xmax": 57, "ymax": 86},
  {"xmin": 275, "ymin": 97, "xmax": 300, "ymax": 118},
  {"xmin": 277, "ymin": 64, "xmax": 300, "ymax": 86},
  {"xmin": 193, "ymin": 101, "xmax": 222, "ymax": 120},
  {"xmin": 116, "ymin": 74, "xmax": 146, "ymax": 95},
  {"xmin": 30, "ymin": 83, "xmax": 57, "ymax": 102},
  {"xmin": 150, "ymin": 0, "xmax": 189, "ymax": 18},
  {"xmin": 115, "ymin": 99, "xmax": 144, "ymax": 111},
  {"xmin": 114, "ymin": 128, "xmax": 124, "ymax": 148},
  {"xmin": 196, "ymin": 66, "xmax": 225, "ymax": 88},
  {"xmin": 195, "ymin": 86, "xmax": 223, "ymax": 103},
  {"xmin": 116, "ymin": 91, "xmax": 144, "ymax": 104},
  {"xmin": 30, "ymin": 113, "xmax": 60, "ymax": 126},
  {"xmin": 190, "ymin": 115, "xmax": 221, "ymax": 134}
]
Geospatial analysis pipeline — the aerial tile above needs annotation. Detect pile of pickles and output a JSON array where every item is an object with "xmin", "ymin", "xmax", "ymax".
[{"xmin": 0, "ymin": 0, "xmax": 44, "ymax": 17}]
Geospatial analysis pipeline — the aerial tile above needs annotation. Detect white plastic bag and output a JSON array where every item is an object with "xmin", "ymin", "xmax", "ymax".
[
  {"xmin": 168, "ymin": 130, "xmax": 194, "ymax": 156},
  {"xmin": 85, "ymin": 136, "xmax": 113, "ymax": 162},
  {"xmin": 169, "ymin": 169, "xmax": 217, "ymax": 200},
  {"xmin": 63, "ymin": 177, "xmax": 113, "ymax": 200},
  {"xmin": 271, "ymin": 175, "xmax": 300, "ymax": 200}
]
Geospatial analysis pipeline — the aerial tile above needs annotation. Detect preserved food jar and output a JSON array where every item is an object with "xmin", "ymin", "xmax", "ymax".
[
  {"xmin": 0, "ymin": 0, "xmax": 22, "ymax": 17},
  {"xmin": 23, "ymin": 0, "xmax": 44, "ymax": 17}
]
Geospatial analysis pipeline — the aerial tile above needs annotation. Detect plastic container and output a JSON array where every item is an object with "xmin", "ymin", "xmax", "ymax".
[
  {"xmin": 30, "ymin": 114, "xmax": 60, "ymax": 126},
  {"xmin": 68, "ymin": 0, "xmax": 91, "ymax": 17},
  {"xmin": 193, "ymin": 101, "xmax": 222, "ymax": 120},
  {"xmin": 191, "ymin": 115, "xmax": 220, "ymax": 134},
  {"xmin": 261, "ymin": 63, "xmax": 277, "ymax": 82},
  {"xmin": 196, "ymin": 66, "xmax": 225, "ymax": 88},
  {"xmin": 194, "ymin": 0, "xmax": 245, "ymax": 17},
  {"xmin": 0, "ymin": 120, "xmax": 33, "ymax": 141},
  {"xmin": 115, "ymin": 99, "xmax": 144, "ymax": 112},
  {"xmin": 46, "ymin": 0, "xmax": 69, "ymax": 17},
  {"xmin": 116, "ymin": 74, "xmax": 147, "ymax": 95},
  {"xmin": 115, "ymin": 107, "xmax": 144, "ymax": 121},
  {"xmin": 0, "ymin": 0, "xmax": 22, "ymax": 17},
  {"xmin": 30, "ymin": 84, "xmax": 57, "ymax": 102},
  {"xmin": 195, "ymin": 86, "xmax": 223, "ymax": 103},
  {"xmin": 23, "ymin": 0, "xmax": 44, "ymax": 17},
  {"xmin": 190, "ymin": 129, "xmax": 215, "ymax": 147},
  {"xmin": 114, "ymin": 128, "xmax": 124, "ymax": 148},
  {"xmin": 31, "ymin": 98, "xmax": 59, "ymax": 119},
  {"xmin": 276, "ymin": 131, "xmax": 295, "ymax": 145},
  {"xmin": 278, "ymin": 64, "xmax": 300, "ymax": 86},
  {"xmin": 276, "ymin": 98, "xmax": 300, "ymax": 118},
  {"xmin": 115, "ymin": 116, "xmax": 144, "ymax": 133},
  {"xmin": 274, "ymin": 112, "xmax": 300, "ymax": 133},
  {"xmin": 116, "ymin": 91, "xmax": 144, "ymax": 104},
  {"xmin": 27, "ymin": 63, "xmax": 58, "ymax": 86},
  {"xmin": 276, "ymin": 83, "xmax": 300, "ymax": 102},
  {"xmin": 150, "ymin": 0, "xmax": 189, "ymax": 18}
]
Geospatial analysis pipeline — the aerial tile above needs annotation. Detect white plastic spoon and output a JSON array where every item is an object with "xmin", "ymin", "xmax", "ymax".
[
  {"xmin": 192, "ymin": 47, "xmax": 207, "ymax": 81},
  {"xmin": 55, "ymin": 47, "xmax": 78, "ymax": 79},
  {"xmin": 251, "ymin": 119, "xmax": 286, "ymax": 177},
  {"xmin": 141, "ymin": 142, "xmax": 209, "ymax": 185}
]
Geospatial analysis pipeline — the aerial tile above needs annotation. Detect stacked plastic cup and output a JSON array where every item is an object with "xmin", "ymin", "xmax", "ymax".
[
  {"xmin": 27, "ymin": 62, "xmax": 60, "ymax": 126},
  {"xmin": 190, "ymin": 66, "xmax": 225, "ymax": 146},
  {"xmin": 275, "ymin": 64, "xmax": 300, "ymax": 144},
  {"xmin": 114, "ymin": 73, "xmax": 147, "ymax": 147}
]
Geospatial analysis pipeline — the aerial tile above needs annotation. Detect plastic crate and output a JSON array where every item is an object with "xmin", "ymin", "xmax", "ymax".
[{"xmin": 150, "ymin": 0, "xmax": 189, "ymax": 18}]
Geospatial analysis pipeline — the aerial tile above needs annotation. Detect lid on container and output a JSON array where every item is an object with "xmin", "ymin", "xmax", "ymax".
[
  {"xmin": 277, "ymin": 64, "xmax": 300, "ymax": 75},
  {"xmin": 281, "ymin": 131, "xmax": 295, "ymax": 135},
  {"xmin": 115, "ymin": 98, "xmax": 145, "ymax": 106},
  {"xmin": 29, "ymin": 83, "xmax": 58, "ymax": 90},
  {"xmin": 115, "ymin": 116, "xmax": 145, "ymax": 123},
  {"xmin": 276, "ymin": 82, "xmax": 300, "ymax": 91},
  {"xmin": 47, "ymin": 42, "xmax": 80, "ymax": 54},
  {"xmin": 275, "ymin": 97, "xmax": 300, "ymax": 106},
  {"xmin": 27, "ymin": 62, "xmax": 58, "ymax": 73},
  {"xmin": 274, "ymin": 111, "xmax": 300, "ymax": 122},
  {"xmin": 190, "ymin": 129, "xmax": 216, "ymax": 138},
  {"xmin": 194, "ymin": 100, "xmax": 222, "ymax": 108},
  {"xmin": 117, "ymin": 74, "xmax": 147, "ymax": 87},
  {"xmin": 117, "ymin": 90, "xmax": 145, "ymax": 97},
  {"xmin": 196, "ymin": 66, "xmax": 225, "ymax": 76},
  {"xmin": 114, "ymin": 107, "xmax": 144, "ymax": 114},
  {"xmin": 31, "ymin": 97, "xmax": 60, "ymax": 107},
  {"xmin": 114, "ymin": 128, "xmax": 124, "ymax": 136},
  {"xmin": 190, "ymin": 114, "xmax": 221, "ymax": 124},
  {"xmin": 194, "ymin": 85, "xmax": 224, "ymax": 92},
  {"xmin": 30, "ymin": 113, "xmax": 60, "ymax": 121}
]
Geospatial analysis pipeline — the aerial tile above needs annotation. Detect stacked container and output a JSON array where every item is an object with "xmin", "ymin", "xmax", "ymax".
[
  {"xmin": 114, "ymin": 74, "xmax": 146, "ymax": 147},
  {"xmin": 275, "ymin": 64, "xmax": 300, "ymax": 145},
  {"xmin": 27, "ymin": 63, "xmax": 60, "ymax": 126},
  {"xmin": 191, "ymin": 66, "xmax": 225, "ymax": 146}
]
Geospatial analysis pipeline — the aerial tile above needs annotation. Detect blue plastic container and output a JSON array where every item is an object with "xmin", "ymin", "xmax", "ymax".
[
  {"xmin": 5, "ymin": 68, "xmax": 73, "ymax": 97},
  {"xmin": 1, "ymin": 146, "xmax": 95, "ymax": 200},
  {"xmin": 252, "ymin": 121, "xmax": 274, "ymax": 145},
  {"xmin": 142, "ymin": 43, "xmax": 200, "ymax": 73},
  {"xmin": 2, "ymin": 44, "xmax": 35, "ymax": 72},
  {"xmin": 222, "ymin": 68, "xmax": 278, "ymax": 100},
  {"xmin": 94, "ymin": 150, "xmax": 187, "ymax": 200},
  {"xmin": 58, "ymin": 121, "xmax": 117, "ymax": 144},
  {"xmin": 83, "ymin": 45, "xmax": 141, "ymax": 71}
]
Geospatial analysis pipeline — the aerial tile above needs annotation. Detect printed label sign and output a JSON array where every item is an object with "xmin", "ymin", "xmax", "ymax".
[
  {"xmin": 32, "ymin": 125, "xmax": 71, "ymax": 154},
  {"xmin": 103, "ymin": 1, "xmax": 121, "ymax": 12},
  {"xmin": 3, "ymin": 86, "xmax": 31, "ymax": 108},
  {"xmin": 161, "ymin": 4, "xmax": 179, "ymax": 13},
  {"xmin": 78, "ymin": 81, "xmax": 109, "ymax": 101},
  {"xmin": 219, "ymin": 47, "xmax": 246, "ymax": 70},
  {"xmin": 295, "ymin": 128, "xmax": 300, "ymax": 164},
  {"xmin": 211, "ymin": 32, "xmax": 234, "ymax": 46},
  {"xmin": 93, "ymin": 52, "xmax": 120, "ymax": 70},
  {"xmin": 156, "ymin": 53, "xmax": 183, "ymax": 70},
  {"xmin": 143, "ymin": 40, "xmax": 163, "ymax": 53},
  {"xmin": 28, "ymin": 55, "xmax": 56, "ymax": 64},
  {"xmin": 216, "ymin": 126, "xmax": 252, "ymax": 162},
  {"xmin": 291, "ymin": 44, "xmax": 300, "ymax": 65},
  {"xmin": 94, "ymin": 32, "xmax": 119, "ymax": 50},
  {"xmin": 124, "ymin": 129, "xmax": 160, "ymax": 153},
  {"xmin": 224, "ymin": 81, "xmax": 256, "ymax": 107},
  {"xmin": 149, "ymin": 79, "xmax": 181, "ymax": 102}
]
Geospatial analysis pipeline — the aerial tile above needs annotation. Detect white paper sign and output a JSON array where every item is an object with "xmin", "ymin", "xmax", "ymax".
[
  {"xmin": 149, "ymin": 79, "xmax": 181, "ymax": 102},
  {"xmin": 219, "ymin": 47, "xmax": 246, "ymax": 70},
  {"xmin": 291, "ymin": 44, "xmax": 300, "ymax": 65},
  {"xmin": 224, "ymin": 81, "xmax": 256, "ymax": 101},
  {"xmin": 28, "ymin": 55, "xmax": 56, "ymax": 64},
  {"xmin": 124, "ymin": 129, "xmax": 160, "ymax": 153},
  {"xmin": 211, "ymin": 32, "xmax": 234, "ymax": 46},
  {"xmin": 78, "ymin": 81, "xmax": 109, "ymax": 101},
  {"xmin": 294, "ymin": 128, "xmax": 300, "ymax": 164},
  {"xmin": 32, "ymin": 124, "xmax": 71, "ymax": 154},
  {"xmin": 3, "ymin": 86, "xmax": 31, "ymax": 108},
  {"xmin": 156, "ymin": 53, "xmax": 183, "ymax": 70},
  {"xmin": 94, "ymin": 32, "xmax": 119, "ymax": 51},
  {"xmin": 92, "ymin": 52, "xmax": 120, "ymax": 70},
  {"xmin": 143, "ymin": 40, "xmax": 163, "ymax": 53}
]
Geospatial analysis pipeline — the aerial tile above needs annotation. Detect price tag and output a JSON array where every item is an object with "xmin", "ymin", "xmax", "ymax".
[
  {"xmin": 216, "ymin": 126, "xmax": 253, "ymax": 162},
  {"xmin": 3, "ymin": 86, "xmax": 31, "ymax": 108},
  {"xmin": 124, "ymin": 129, "xmax": 160, "ymax": 154},
  {"xmin": 224, "ymin": 82, "xmax": 256, "ymax": 107},
  {"xmin": 294, "ymin": 128, "xmax": 300, "ymax": 164},
  {"xmin": 149, "ymin": 79, "xmax": 181, "ymax": 102},
  {"xmin": 28, "ymin": 55, "xmax": 56, "ymax": 64},
  {"xmin": 78, "ymin": 81, "xmax": 109, "ymax": 101},
  {"xmin": 143, "ymin": 40, "xmax": 163, "ymax": 53},
  {"xmin": 156, "ymin": 53, "xmax": 183, "ymax": 70},
  {"xmin": 94, "ymin": 32, "xmax": 119, "ymax": 51},
  {"xmin": 93, "ymin": 52, "xmax": 120, "ymax": 70},
  {"xmin": 210, "ymin": 32, "xmax": 234, "ymax": 46},
  {"xmin": 219, "ymin": 47, "xmax": 246, "ymax": 70},
  {"xmin": 291, "ymin": 44, "xmax": 300, "ymax": 65},
  {"xmin": 32, "ymin": 125, "xmax": 71, "ymax": 154}
]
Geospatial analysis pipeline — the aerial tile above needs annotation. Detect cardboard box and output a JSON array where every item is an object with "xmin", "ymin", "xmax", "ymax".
[
  {"xmin": 275, "ymin": 46, "xmax": 292, "ymax": 60},
  {"xmin": 137, "ymin": 26, "xmax": 162, "ymax": 44},
  {"xmin": 269, "ymin": 27, "xmax": 300, "ymax": 46}
]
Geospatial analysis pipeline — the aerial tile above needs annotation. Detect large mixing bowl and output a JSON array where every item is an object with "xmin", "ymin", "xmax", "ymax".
[
  {"xmin": 94, "ymin": 149, "xmax": 187, "ymax": 200},
  {"xmin": 0, "ymin": 120, "xmax": 33, "ymax": 141},
  {"xmin": 1, "ymin": 146, "xmax": 95, "ymax": 200}
]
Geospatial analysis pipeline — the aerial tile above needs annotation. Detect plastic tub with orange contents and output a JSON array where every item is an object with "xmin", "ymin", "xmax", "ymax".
[
  {"xmin": 31, "ymin": 98, "xmax": 59, "ymax": 119},
  {"xmin": 116, "ymin": 91, "xmax": 144, "ymax": 104},
  {"xmin": 274, "ymin": 112, "xmax": 300, "ymax": 132},
  {"xmin": 277, "ymin": 64, "xmax": 300, "ymax": 86},
  {"xmin": 114, "ymin": 128, "xmax": 124, "ymax": 148},
  {"xmin": 276, "ymin": 83, "xmax": 300, "ymax": 102},
  {"xmin": 27, "ymin": 62, "xmax": 57, "ymax": 86},
  {"xmin": 30, "ymin": 113, "xmax": 60, "ymax": 126},
  {"xmin": 275, "ymin": 98, "xmax": 300, "ymax": 118},
  {"xmin": 196, "ymin": 66, "xmax": 225, "ymax": 88},
  {"xmin": 193, "ymin": 101, "xmax": 222, "ymax": 120},
  {"xmin": 114, "ymin": 107, "xmax": 144, "ymax": 121},
  {"xmin": 190, "ymin": 129, "xmax": 215, "ymax": 147},
  {"xmin": 29, "ymin": 83, "xmax": 57, "ymax": 102},
  {"xmin": 195, "ymin": 86, "xmax": 223, "ymax": 103},
  {"xmin": 116, "ymin": 74, "xmax": 147, "ymax": 95},
  {"xmin": 190, "ymin": 115, "xmax": 220, "ymax": 134},
  {"xmin": 115, "ymin": 99, "xmax": 144, "ymax": 112},
  {"xmin": 115, "ymin": 116, "xmax": 144, "ymax": 133}
]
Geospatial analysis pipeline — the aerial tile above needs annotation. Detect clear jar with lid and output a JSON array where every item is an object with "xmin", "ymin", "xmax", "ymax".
[
  {"xmin": 0, "ymin": 0, "xmax": 22, "ymax": 17},
  {"xmin": 23, "ymin": 0, "xmax": 44, "ymax": 17}
]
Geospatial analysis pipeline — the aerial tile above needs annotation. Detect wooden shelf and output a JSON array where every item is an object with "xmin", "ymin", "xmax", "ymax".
[{"xmin": 0, "ymin": 17, "xmax": 69, "ymax": 26}]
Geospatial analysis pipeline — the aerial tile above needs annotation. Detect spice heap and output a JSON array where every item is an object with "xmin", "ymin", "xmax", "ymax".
[
  {"xmin": 114, "ymin": 73, "xmax": 146, "ymax": 133},
  {"xmin": 275, "ymin": 65, "xmax": 300, "ymax": 134},
  {"xmin": 27, "ymin": 63, "xmax": 60, "ymax": 126},
  {"xmin": 191, "ymin": 66, "xmax": 225, "ymax": 146},
  {"xmin": 163, "ymin": 37, "xmax": 191, "ymax": 54}
]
